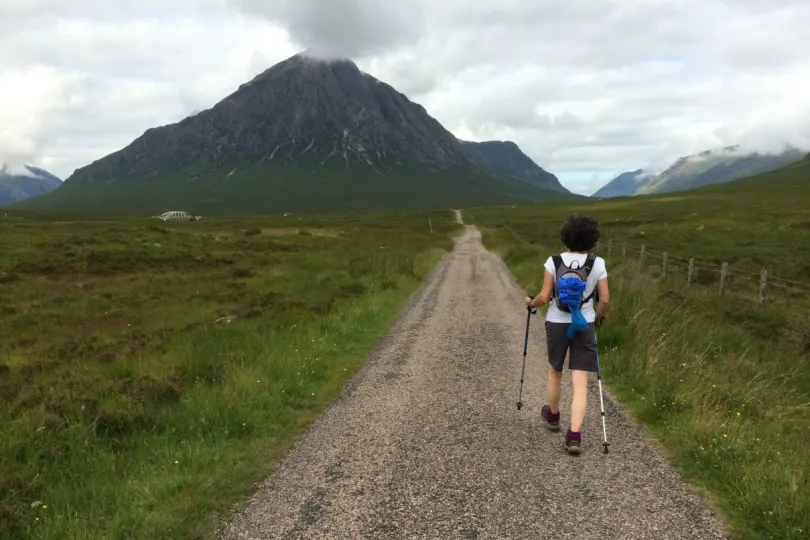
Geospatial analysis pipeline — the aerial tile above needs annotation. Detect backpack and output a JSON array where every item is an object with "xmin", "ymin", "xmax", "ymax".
[
  {"xmin": 552, "ymin": 254, "xmax": 597, "ymax": 311},
  {"xmin": 551, "ymin": 254, "xmax": 597, "ymax": 338}
]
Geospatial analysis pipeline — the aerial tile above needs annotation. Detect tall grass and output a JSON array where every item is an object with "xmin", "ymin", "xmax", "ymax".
[
  {"xmin": 0, "ymin": 211, "xmax": 456, "ymax": 539},
  {"xmin": 474, "ymin": 223, "xmax": 809, "ymax": 540}
]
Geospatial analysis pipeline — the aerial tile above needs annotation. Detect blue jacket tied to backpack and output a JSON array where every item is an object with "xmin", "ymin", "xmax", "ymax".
[{"xmin": 551, "ymin": 254, "xmax": 596, "ymax": 339}]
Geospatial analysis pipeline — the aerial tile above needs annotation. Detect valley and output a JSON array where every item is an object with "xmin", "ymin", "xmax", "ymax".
[
  {"xmin": 1, "ymin": 35, "xmax": 809, "ymax": 540},
  {"xmin": 2, "ymin": 159, "xmax": 808, "ymax": 538}
]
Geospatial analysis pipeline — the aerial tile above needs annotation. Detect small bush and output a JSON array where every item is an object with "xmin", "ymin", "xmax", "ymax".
[
  {"xmin": 232, "ymin": 268, "xmax": 255, "ymax": 279},
  {"xmin": 0, "ymin": 272, "xmax": 20, "ymax": 284}
]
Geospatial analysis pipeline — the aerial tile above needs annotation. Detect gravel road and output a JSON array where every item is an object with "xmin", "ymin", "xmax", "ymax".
[{"xmin": 220, "ymin": 226, "xmax": 730, "ymax": 540}]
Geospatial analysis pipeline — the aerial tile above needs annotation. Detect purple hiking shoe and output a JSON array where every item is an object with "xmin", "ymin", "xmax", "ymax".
[
  {"xmin": 541, "ymin": 405, "xmax": 561, "ymax": 432},
  {"xmin": 565, "ymin": 429, "xmax": 582, "ymax": 455}
]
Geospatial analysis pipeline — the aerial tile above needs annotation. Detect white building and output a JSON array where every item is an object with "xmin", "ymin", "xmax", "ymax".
[{"xmin": 152, "ymin": 211, "xmax": 201, "ymax": 221}]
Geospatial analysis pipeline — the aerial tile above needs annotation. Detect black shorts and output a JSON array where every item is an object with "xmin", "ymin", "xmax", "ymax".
[{"xmin": 545, "ymin": 321, "xmax": 598, "ymax": 372}]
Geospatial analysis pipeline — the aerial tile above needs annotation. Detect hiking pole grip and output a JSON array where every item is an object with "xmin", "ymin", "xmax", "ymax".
[{"xmin": 527, "ymin": 294, "xmax": 538, "ymax": 315}]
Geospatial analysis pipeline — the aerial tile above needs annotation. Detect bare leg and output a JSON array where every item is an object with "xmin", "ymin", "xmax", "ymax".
[
  {"xmin": 570, "ymin": 369, "xmax": 589, "ymax": 432},
  {"xmin": 548, "ymin": 367, "xmax": 562, "ymax": 413}
]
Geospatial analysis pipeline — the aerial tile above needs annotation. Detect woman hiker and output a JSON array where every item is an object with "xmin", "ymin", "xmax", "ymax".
[{"xmin": 524, "ymin": 214, "xmax": 610, "ymax": 455}]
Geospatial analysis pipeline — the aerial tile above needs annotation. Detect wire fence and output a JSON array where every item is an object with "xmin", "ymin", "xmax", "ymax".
[
  {"xmin": 600, "ymin": 239, "xmax": 810, "ymax": 319},
  {"xmin": 479, "ymin": 224, "xmax": 810, "ymax": 319}
]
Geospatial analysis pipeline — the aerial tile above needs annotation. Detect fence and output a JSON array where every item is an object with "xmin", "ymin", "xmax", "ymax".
[
  {"xmin": 601, "ymin": 239, "xmax": 810, "ymax": 317},
  {"xmin": 478, "ymin": 223, "xmax": 810, "ymax": 318}
]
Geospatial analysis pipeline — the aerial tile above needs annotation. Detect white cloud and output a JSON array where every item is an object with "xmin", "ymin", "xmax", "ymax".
[
  {"xmin": 0, "ymin": 0, "xmax": 297, "ymax": 178},
  {"xmin": 1, "ymin": 0, "xmax": 809, "ymax": 194}
]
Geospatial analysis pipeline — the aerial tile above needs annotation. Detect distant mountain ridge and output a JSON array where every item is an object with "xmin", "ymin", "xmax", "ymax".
[
  {"xmin": 14, "ymin": 51, "xmax": 577, "ymax": 215},
  {"xmin": 460, "ymin": 141, "xmax": 569, "ymax": 193},
  {"xmin": 636, "ymin": 145, "xmax": 805, "ymax": 195},
  {"xmin": 0, "ymin": 165, "xmax": 62, "ymax": 205},
  {"xmin": 591, "ymin": 145, "xmax": 806, "ymax": 198},
  {"xmin": 591, "ymin": 169, "xmax": 652, "ymax": 198}
]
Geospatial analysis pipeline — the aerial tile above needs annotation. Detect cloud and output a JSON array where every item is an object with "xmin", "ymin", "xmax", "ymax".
[
  {"xmin": 0, "ymin": 1, "xmax": 298, "ymax": 176},
  {"xmin": 1, "ymin": 0, "xmax": 809, "ymax": 196},
  {"xmin": 633, "ymin": 170, "xmax": 652, "ymax": 183},
  {"xmin": 0, "ymin": 163, "xmax": 38, "ymax": 177},
  {"xmin": 229, "ymin": 0, "xmax": 424, "ymax": 58}
]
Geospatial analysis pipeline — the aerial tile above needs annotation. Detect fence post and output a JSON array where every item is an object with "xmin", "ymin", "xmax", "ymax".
[
  {"xmin": 622, "ymin": 243, "xmax": 627, "ymax": 257},
  {"xmin": 640, "ymin": 245, "xmax": 646, "ymax": 265},
  {"xmin": 759, "ymin": 270, "xmax": 768, "ymax": 309},
  {"xmin": 608, "ymin": 239, "xmax": 613, "ymax": 257},
  {"xmin": 662, "ymin": 252, "xmax": 669, "ymax": 278},
  {"xmin": 720, "ymin": 263, "xmax": 728, "ymax": 294},
  {"xmin": 688, "ymin": 258, "xmax": 695, "ymax": 286}
]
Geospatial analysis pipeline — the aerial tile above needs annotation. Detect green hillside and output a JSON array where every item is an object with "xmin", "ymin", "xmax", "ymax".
[
  {"xmin": 11, "ymin": 161, "xmax": 580, "ymax": 217},
  {"xmin": 714, "ymin": 153, "xmax": 809, "ymax": 191}
]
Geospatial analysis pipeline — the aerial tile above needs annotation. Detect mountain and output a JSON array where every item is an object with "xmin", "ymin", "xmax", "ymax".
[
  {"xmin": 0, "ymin": 165, "xmax": 63, "ymax": 205},
  {"xmin": 459, "ymin": 140, "xmax": 568, "ymax": 193},
  {"xmin": 698, "ymin": 151, "xmax": 809, "ymax": 195},
  {"xmin": 14, "ymin": 51, "xmax": 577, "ymax": 215},
  {"xmin": 591, "ymin": 169, "xmax": 653, "ymax": 198},
  {"xmin": 636, "ymin": 146, "xmax": 806, "ymax": 195}
]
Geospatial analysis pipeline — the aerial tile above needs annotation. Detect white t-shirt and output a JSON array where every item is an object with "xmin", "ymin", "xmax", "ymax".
[{"xmin": 544, "ymin": 253, "xmax": 607, "ymax": 324}]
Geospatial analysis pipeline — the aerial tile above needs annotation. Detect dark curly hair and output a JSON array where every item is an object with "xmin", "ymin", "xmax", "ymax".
[{"xmin": 560, "ymin": 214, "xmax": 601, "ymax": 252}]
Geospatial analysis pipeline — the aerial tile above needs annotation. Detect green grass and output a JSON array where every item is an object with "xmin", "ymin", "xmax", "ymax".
[
  {"xmin": 469, "ymin": 163, "xmax": 810, "ymax": 540},
  {"xmin": 473, "ymin": 157, "xmax": 810, "ymax": 307},
  {"xmin": 9, "ymin": 160, "xmax": 582, "ymax": 216},
  {"xmin": 0, "ymin": 209, "xmax": 459, "ymax": 539}
]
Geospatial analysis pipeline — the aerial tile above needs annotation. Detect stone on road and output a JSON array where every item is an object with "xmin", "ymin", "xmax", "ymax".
[{"xmin": 220, "ymin": 226, "xmax": 729, "ymax": 540}]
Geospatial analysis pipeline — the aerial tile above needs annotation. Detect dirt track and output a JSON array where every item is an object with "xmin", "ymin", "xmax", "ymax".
[{"xmin": 220, "ymin": 226, "xmax": 730, "ymax": 540}]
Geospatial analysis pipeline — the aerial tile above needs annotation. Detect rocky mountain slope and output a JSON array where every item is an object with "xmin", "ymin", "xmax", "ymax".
[
  {"xmin": 460, "ymin": 141, "xmax": 568, "ymax": 193},
  {"xmin": 591, "ymin": 146, "xmax": 806, "ymax": 199},
  {"xmin": 636, "ymin": 146, "xmax": 805, "ymax": 195},
  {"xmin": 591, "ymin": 169, "xmax": 652, "ymax": 198},
  {"xmin": 15, "ymin": 51, "xmax": 575, "ymax": 215},
  {"xmin": 0, "ymin": 165, "xmax": 62, "ymax": 205}
]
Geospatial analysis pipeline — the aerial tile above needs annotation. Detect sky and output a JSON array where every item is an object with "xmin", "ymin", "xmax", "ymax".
[{"xmin": 1, "ymin": 0, "xmax": 809, "ymax": 195}]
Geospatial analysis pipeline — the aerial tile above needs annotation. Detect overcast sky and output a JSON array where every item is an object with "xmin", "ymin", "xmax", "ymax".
[{"xmin": 1, "ymin": 0, "xmax": 809, "ymax": 195}]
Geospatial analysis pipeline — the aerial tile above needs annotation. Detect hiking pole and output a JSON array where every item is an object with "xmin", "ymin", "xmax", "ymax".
[
  {"xmin": 594, "ymin": 326, "xmax": 610, "ymax": 454},
  {"xmin": 517, "ymin": 295, "xmax": 538, "ymax": 410}
]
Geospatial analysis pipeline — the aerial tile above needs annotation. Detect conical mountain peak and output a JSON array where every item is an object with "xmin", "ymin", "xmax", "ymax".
[{"xmin": 20, "ymin": 51, "xmax": 571, "ymax": 214}]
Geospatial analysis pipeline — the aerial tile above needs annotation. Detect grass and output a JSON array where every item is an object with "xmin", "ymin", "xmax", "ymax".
[
  {"xmin": 3, "ymin": 156, "xmax": 807, "ymax": 539},
  {"xmin": 468, "ymin": 162, "xmax": 810, "ymax": 540},
  {"xmin": 0, "ymin": 209, "xmax": 459, "ymax": 539},
  {"xmin": 9, "ymin": 161, "xmax": 582, "ymax": 216},
  {"xmin": 473, "ymin": 157, "xmax": 810, "ymax": 308}
]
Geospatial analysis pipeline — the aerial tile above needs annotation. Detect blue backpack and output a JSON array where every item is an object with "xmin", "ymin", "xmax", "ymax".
[{"xmin": 552, "ymin": 254, "xmax": 597, "ymax": 338}]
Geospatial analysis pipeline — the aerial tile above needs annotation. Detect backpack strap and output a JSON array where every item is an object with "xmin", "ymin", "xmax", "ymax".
[
  {"xmin": 550, "ymin": 255, "xmax": 565, "ymax": 306},
  {"xmin": 580, "ymin": 254, "xmax": 598, "ymax": 305},
  {"xmin": 551, "ymin": 255, "xmax": 565, "ymax": 274},
  {"xmin": 581, "ymin": 253, "xmax": 596, "ymax": 275}
]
